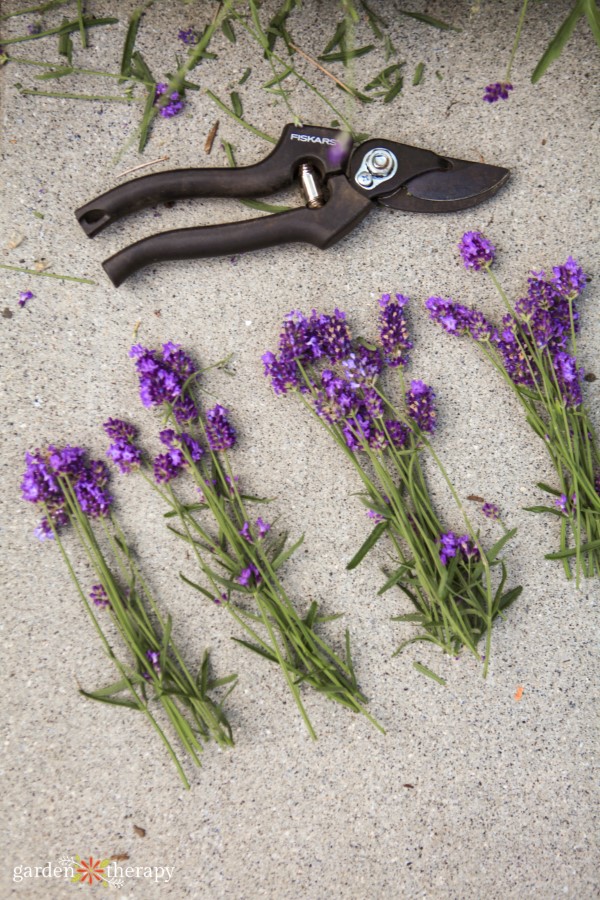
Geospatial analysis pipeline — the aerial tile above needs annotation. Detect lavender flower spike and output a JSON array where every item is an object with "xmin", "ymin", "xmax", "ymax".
[
  {"xmin": 205, "ymin": 405, "xmax": 236, "ymax": 451},
  {"xmin": 459, "ymin": 231, "xmax": 496, "ymax": 271},
  {"xmin": 406, "ymin": 380, "xmax": 437, "ymax": 434},
  {"xmin": 378, "ymin": 293, "xmax": 413, "ymax": 368}
]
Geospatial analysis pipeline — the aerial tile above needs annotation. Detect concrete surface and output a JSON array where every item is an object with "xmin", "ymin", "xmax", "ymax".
[{"xmin": 1, "ymin": 1, "xmax": 598, "ymax": 897}]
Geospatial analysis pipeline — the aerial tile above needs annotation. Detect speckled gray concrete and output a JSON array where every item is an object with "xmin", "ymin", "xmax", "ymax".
[{"xmin": 1, "ymin": 2, "xmax": 599, "ymax": 898}]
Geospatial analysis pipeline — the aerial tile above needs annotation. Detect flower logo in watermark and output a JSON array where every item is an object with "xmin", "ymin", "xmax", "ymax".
[{"xmin": 72, "ymin": 856, "xmax": 112, "ymax": 886}]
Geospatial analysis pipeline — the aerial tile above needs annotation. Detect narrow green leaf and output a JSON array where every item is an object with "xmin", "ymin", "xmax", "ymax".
[
  {"xmin": 262, "ymin": 66, "xmax": 293, "ymax": 88},
  {"xmin": 412, "ymin": 62, "xmax": 425, "ymax": 85},
  {"xmin": 391, "ymin": 612, "xmax": 426, "ymax": 623},
  {"xmin": 207, "ymin": 673, "xmax": 238, "ymax": 689},
  {"xmin": 523, "ymin": 505, "xmax": 565, "ymax": 517},
  {"xmin": 320, "ymin": 44, "xmax": 375, "ymax": 63},
  {"xmin": 239, "ymin": 199, "xmax": 293, "ymax": 213},
  {"xmin": 486, "ymin": 527, "xmax": 517, "ymax": 563},
  {"xmin": 232, "ymin": 638, "xmax": 278, "ymax": 663},
  {"xmin": 322, "ymin": 19, "xmax": 347, "ymax": 55},
  {"xmin": 239, "ymin": 67, "xmax": 252, "ymax": 85},
  {"xmin": 377, "ymin": 565, "xmax": 413, "ymax": 595},
  {"xmin": 545, "ymin": 538, "xmax": 600, "ymax": 560},
  {"xmin": 58, "ymin": 21, "xmax": 73, "ymax": 63},
  {"xmin": 346, "ymin": 521, "xmax": 388, "ymax": 570},
  {"xmin": 138, "ymin": 86, "xmax": 157, "ymax": 153},
  {"xmin": 531, "ymin": 1, "xmax": 584, "ymax": 83},
  {"xmin": 413, "ymin": 661, "xmax": 446, "ymax": 685},
  {"xmin": 497, "ymin": 585, "xmax": 523, "ymax": 612},
  {"xmin": 537, "ymin": 481, "xmax": 562, "ymax": 497},
  {"xmin": 179, "ymin": 572, "xmax": 215, "ymax": 601},
  {"xmin": 80, "ymin": 692, "xmax": 141, "ymax": 710},
  {"xmin": 583, "ymin": 0, "xmax": 600, "ymax": 46},
  {"xmin": 159, "ymin": 614, "xmax": 172, "ymax": 673},
  {"xmin": 221, "ymin": 18, "xmax": 236, "ymax": 43},
  {"xmin": 35, "ymin": 66, "xmax": 73, "ymax": 80},
  {"xmin": 272, "ymin": 533, "xmax": 304, "ymax": 570},
  {"xmin": 384, "ymin": 77, "xmax": 404, "ymax": 103},
  {"xmin": 82, "ymin": 675, "xmax": 143, "ymax": 698},
  {"xmin": 398, "ymin": 10, "xmax": 460, "ymax": 31},
  {"xmin": 131, "ymin": 50, "xmax": 154, "ymax": 84},
  {"xmin": 230, "ymin": 91, "xmax": 243, "ymax": 117},
  {"xmin": 303, "ymin": 601, "xmax": 319, "ymax": 628}
]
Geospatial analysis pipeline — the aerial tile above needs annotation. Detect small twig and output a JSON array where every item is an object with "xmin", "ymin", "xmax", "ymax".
[
  {"xmin": 116, "ymin": 155, "xmax": 169, "ymax": 178},
  {"xmin": 288, "ymin": 41, "xmax": 356, "ymax": 97},
  {"xmin": 0, "ymin": 264, "xmax": 95, "ymax": 284},
  {"xmin": 17, "ymin": 86, "xmax": 142, "ymax": 103},
  {"xmin": 204, "ymin": 120, "xmax": 219, "ymax": 154}
]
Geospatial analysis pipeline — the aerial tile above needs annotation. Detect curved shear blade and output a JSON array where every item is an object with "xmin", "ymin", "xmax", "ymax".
[{"xmin": 379, "ymin": 156, "xmax": 510, "ymax": 213}]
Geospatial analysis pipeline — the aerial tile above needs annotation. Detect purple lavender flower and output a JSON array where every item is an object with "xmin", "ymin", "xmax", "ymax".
[
  {"xmin": 239, "ymin": 521, "xmax": 253, "ymax": 543},
  {"xmin": 21, "ymin": 446, "xmax": 112, "ymax": 523},
  {"xmin": 312, "ymin": 308, "xmax": 353, "ymax": 362},
  {"xmin": 406, "ymin": 380, "xmax": 437, "ymax": 433},
  {"xmin": 18, "ymin": 290, "xmax": 34, "ymax": 308},
  {"xmin": 90, "ymin": 584, "xmax": 110, "ymax": 609},
  {"xmin": 385, "ymin": 420, "xmax": 410, "ymax": 449},
  {"xmin": 146, "ymin": 649, "xmax": 161, "ymax": 673},
  {"xmin": 103, "ymin": 418, "xmax": 142, "ymax": 474},
  {"xmin": 130, "ymin": 342, "xmax": 196, "ymax": 408},
  {"xmin": 237, "ymin": 564, "xmax": 261, "ymax": 587},
  {"xmin": 378, "ymin": 293, "xmax": 412, "ymax": 367},
  {"xmin": 256, "ymin": 517, "xmax": 271, "ymax": 538},
  {"xmin": 366, "ymin": 509, "xmax": 385, "ymax": 524},
  {"xmin": 27, "ymin": 22, "xmax": 42, "ymax": 35},
  {"xmin": 551, "ymin": 257, "xmax": 588, "ymax": 298},
  {"xmin": 554, "ymin": 493, "xmax": 576, "ymax": 514},
  {"xmin": 159, "ymin": 429, "xmax": 204, "ymax": 462},
  {"xmin": 482, "ymin": 502, "xmax": 500, "ymax": 520},
  {"xmin": 262, "ymin": 351, "xmax": 301, "ymax": 396},
  {"xmin": 34, "ymin": 518, "xmax": 54, "ymax": 541},
  {"xmin": 205, "ymin": 405, "xmax": 236, "ymax": 451},
  {"xmin": 178, "ymin": 27, "xmax": 198, "ymax": 46},
  {"xmin": 153, "ymin": 451, "xmax": 186, "ymax": 484},
  {"xmin": 458, "ymin": 231, "xmax": 496, "ymax": 271},
  {"xmin": 438, "ymin": 531, "xmax": 480, "ymax": 565},
  {"xmin": 213, "ymin": 592, "xmax": 228, "ymax": 605},
  {"xmin": 483, "ymin": 82, "xmax": 513, "ymax": 103},
  {"xmin": 553, "ymin": 352, "xmax": 583, "ymax": 408},
  {"xmin": 154, "ymin": 83, "xmax": 185, "ymax": 118},
  {"xmin": 342, "ymin": 345, "xmax": 383, "ymax": 385},
  {"xmin": 173, "ymin": 395, "xmax": 198, "ymax": 424}
]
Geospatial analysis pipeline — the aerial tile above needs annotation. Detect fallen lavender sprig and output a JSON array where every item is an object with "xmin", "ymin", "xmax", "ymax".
[
  {"xmin": 263, "ymin": 299, "xmax": 522, "ymax": 678},
  {"xmin": 104, "ymin": 342, "xmax": 382, "ymax": 739},
  {"xmin": 21, "ymin": 444, "xmax": 235, "ymax": 788},
  {"xmin": 426, "ymin": 233, "xmax": 599, "ymax": 581}
]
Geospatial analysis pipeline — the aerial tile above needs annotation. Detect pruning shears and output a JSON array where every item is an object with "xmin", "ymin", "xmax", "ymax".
[{"xmin": 75, "ymin": 123, "xmax": 510, "ymax": 287}]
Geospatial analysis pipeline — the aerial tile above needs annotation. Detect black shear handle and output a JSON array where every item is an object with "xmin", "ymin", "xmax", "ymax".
[
  {"xmin": 75, "ymin": 124, "xmax": 347, "ymax": 237},
  {"xmin": 103, "ymin": 177, "xmax": 372, "ymax": 287}
]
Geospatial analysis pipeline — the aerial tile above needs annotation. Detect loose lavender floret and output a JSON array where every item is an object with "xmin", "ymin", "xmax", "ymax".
[
  {"xmin": 483, "ymin": 82, "xmax": 513, "ymax": 103},
  {"xmin": 551, "ymin": 256, "xmax": 587, "ymax": 298},
  {"xmin": 256, "ymin": 517, "xmax": 271, "ymax": 538},
  {"xmin": 205, "ymin": 404, "xmax": 236, "ymax": 451},
  {"xmin": 237, "ymin": 564, "xmax": 261, "ymax": 587},
  {"xmin": 27, "ymin": 22, "xmax": 42, "ymax": 35},
  {"xmin": 34, "ymin": 518, "xmax": 55, "ymax": 541},
  {"xmin": 90, "ymin": 583, "xmax": 110, "ymax": 609},
  {"xmin": 459, "ymin": 231, "xmax": 496, "ymax": 270},
  {"xmin": 406, "ymin": 380, "xmax": 437, "ymax": 433},
  {"xmin": 178, "ymin": 27, "xmax": 198, "ymax": 46},
  {"xmin": 18, "ymin": 291, "xmax": 34, "ymax": 308},
  {"xmin": 154, "ymin": 83, "xmax": 185, "ymax": 118},
  {"xmin": 378, "ymin": 293, "xmax": 412, "ymax": 367},
  {"xmin": 482, "ymin": 502, "xmax": 500, "ymax": 520},
  {"xmin": 439, "ymin": 531, "xmax": 480, "ymax": 565}
]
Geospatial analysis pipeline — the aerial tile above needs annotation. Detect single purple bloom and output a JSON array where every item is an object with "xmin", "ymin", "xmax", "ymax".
[
  {"xmin": 342, "ymin": 345, "xmax": 383, "ymax": 385},
  {"xmin": 213, "ymin": 592, "xmax": 228, "ymax": 605},
  {"xmin": 385, "ymin": 419, "xmax": 410, "ymax": 449},
  {"xmin": 311, "ymin": 308, "xmax": 352, "ymax": 363},
  {"xmin": 178, "ymin": 27, "xmax": 198, "ymax": 46},
  {"xmin": 483, "ymin": 81, "xmax": 513, "ymax": 103},
  {"xmin": 439, "ymin": 531, "xmax": 459, "ymax": 565},
  {"xmin": 27, "ymin": 22, "xmax": 42, "ymax": 35},
  {"xmin": 173, "ymin": 395, "xmax": 198, "ymax": 424},
  {"xmin": 482, "ymin": 502, "xmax": 500, "ymax": 520},
  {"xmin": 237, "ymin": 564, "xmax": 261, "ymax": 587},
  {"xmin": 458, "ymin": 231, "xmax": 496, "ymax": 271},
  {"xmin": 103, "ymin": 418, "xmax": 142, "ymax": 474},
  {"xmin": 262, "ymin": 351, "xmax": 300, "ymax": 396},
  {"xmin": 555, "ymin": 493, "xmax": 576, "ymax": 514},
  {"xmin": 18, "ymin": 290, "xmax": 34, "ymax": 308},
  {"xmin": 406, "ymin": 380, "xmax": 437, "ymax": 434},
  {"xmin": 153, "ymin": 451, "xmax": 185, "ymax": 484},
  {"xmin": 146, "ymin": 649, "xmax": 161, "ymax": 673},
  {"xmin": 553, "ymin": 352, "xmax": 583, "ymax": 408},
  {"xmin": 90, "ymin": 584, "xmax": 110, "ymax": 609},
  {"xmin": 205, "ymin": 404, "xmax": 236, "ymax": 451},
  {"xmin": 34, "ymin": 517, "xmax": 54, "ymax": 541},
  {"xmin": 256, "ymin": 517, "xmax": 271, "ymax": 538},
  {"xmin": 551, "ymin": 257, "xmax": 588, "ymax": 298},
  {"xmin": 366, "ymin": 509, "xmax": 385, "ymax": 524},
  {"xmin": 239, "ymin": 521, "xmax": 253, "ymax": 543},
  {"xmin": 159, "ymin": 429, "xmax": 204, "ymax": 462},
  {"xmin": 378, "ymin": 293, "xmax": 412, "ymax": 368}
]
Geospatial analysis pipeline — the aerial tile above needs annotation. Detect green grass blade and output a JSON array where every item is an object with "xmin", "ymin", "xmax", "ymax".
[
  {"xmin": 545, "ymin": 538, "xmax": 600, "ymax": 560},
  {"xmin": 531, "ymin": 0, "xmax": 584, "ymax": 83},
  {"xmin": 398, "ymin": 10, "xmax": 460, "ymax": 31},
  {"xmin": 346, "ymin": 521, "xmax": 388, "ymax": 570},
  {"xmin": 413, "ymin": 661, "xmax": 446, "ymax": 685}
]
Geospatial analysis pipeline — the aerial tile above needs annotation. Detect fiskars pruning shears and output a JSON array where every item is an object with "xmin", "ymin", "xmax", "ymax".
[{"xmin": 75, "ymin": 123, "xmax": 510, "ymax": 287}]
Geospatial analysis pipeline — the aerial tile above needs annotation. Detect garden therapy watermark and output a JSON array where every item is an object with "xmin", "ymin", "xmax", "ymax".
[{"xmin": 13, "ymin": 855, "xmax": 175, "ymax": 886}]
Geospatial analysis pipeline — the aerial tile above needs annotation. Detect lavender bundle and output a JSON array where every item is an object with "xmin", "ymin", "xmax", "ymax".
[
  {"xmin": 263, "ymin": 300, "xmax": 521, "ymax": 679},
  {"xmin": 426, "ymin": 234, "xmax": 599, "ymax": 582},
  {"xmin": 21, "ymin": 445, "xmax": 235, "ymax": 788},
  {"xmin": 104, "ymin": 342, "xmax": 381, "ymax": 739}
]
